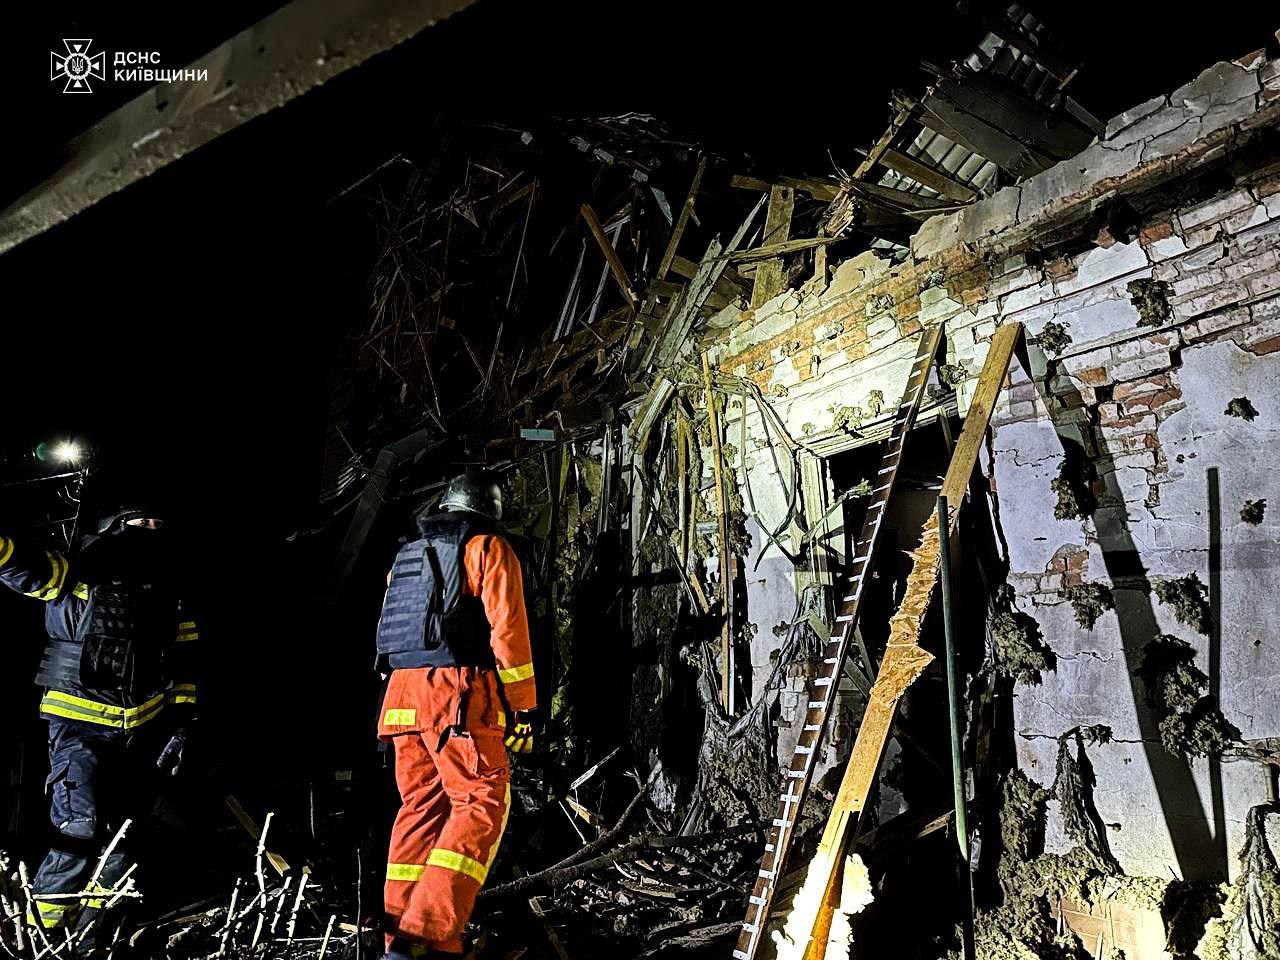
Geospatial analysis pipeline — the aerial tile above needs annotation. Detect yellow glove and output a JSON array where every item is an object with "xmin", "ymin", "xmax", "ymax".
[{"xmin": 504, "ymin": 712, "xmax": 535, "ymax": 754}]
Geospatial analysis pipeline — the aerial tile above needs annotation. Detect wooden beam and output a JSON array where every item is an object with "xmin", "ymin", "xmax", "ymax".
[
  {"xmin": 875, "ymin": 148, "xmax": 978, "ymax": 203},
  {"xmin": 580, "ymin": 203, "xmax": 637, "ymax": 307},
  {"xmin": 731, "ymin": 174, "xmax": 840, "ymax": 202},
  {"xmin": 730, "ymin": 234, "xmax": 835, "ymax": 264},
  {"xmin": 656, "ymin": 156, "xmax": 707, "ymax": 283},
  {"xmin": 750, "ymin": 185, "xmax": 794, "ymax": 309},
  {"xmin": 849, "ymin": 180, "xmax": 955, "ymax": 212},
  {"xmin": 702, "ymin": 351, "xmax": 734, "ymax": 713},
  {"xmin": 0, "ymin": 0, "xmax": 482, "ymax": 255},
  {"xmin": 852, "ymin": 103, "xmax": 916, "ymax": 180},
  {"xmin": 797, "ymin": 322, "xmax": 1023, "ymax": 960}
]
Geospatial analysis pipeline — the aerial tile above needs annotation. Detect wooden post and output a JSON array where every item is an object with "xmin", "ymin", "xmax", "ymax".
[
  {"xmin": 702, "ymin": 351, "xmax": 734, "ymax": 713},
  {"xmin": 750, "ymin": 185, "xmax": 794, "ymax": 309}
]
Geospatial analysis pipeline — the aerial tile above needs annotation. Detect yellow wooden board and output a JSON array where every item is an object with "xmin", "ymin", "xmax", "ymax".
[{"xmin": 798, "ymin": 321, "xmax": 1022, "ymax": 960}]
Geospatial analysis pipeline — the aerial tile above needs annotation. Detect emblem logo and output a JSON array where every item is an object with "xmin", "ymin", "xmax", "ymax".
[{"xmin": 51, "ymin": 39, "xmax": 105, "ymax": 93}]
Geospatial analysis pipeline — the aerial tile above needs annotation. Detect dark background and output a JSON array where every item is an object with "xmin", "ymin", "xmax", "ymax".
[{"xmin": 1, "ymin": 0, "xmax": 1277, "ymax": 905}]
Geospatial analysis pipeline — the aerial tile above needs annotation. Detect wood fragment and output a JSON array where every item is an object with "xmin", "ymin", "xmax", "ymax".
[
  {"xmin": 797, "ymin": 323, "xmax": 1021, "ymax": 960},
  {"xmin": 580, "ymin": 203, "xmax": 636, "ymax": 308},
  {"xmin": 702, "ymin": 351, "xmax": 734, "ymax": 713},
  {"xmin": 751, "ymin": 186, "xmax": 794, "ymax": 308},
  {"xmin": 655, "ymin": 156, "xmax": 707, "ymax": 283}
]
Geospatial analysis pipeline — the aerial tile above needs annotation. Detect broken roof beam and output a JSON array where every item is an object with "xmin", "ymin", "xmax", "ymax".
[
  {"xmin": 581, "ymin": 203, "xmax": 638, "ymax": 308},
  {"xmin": 0, "ymin": 0, "xmax": 482, "ymax": 256},
  {"xmin": 871, "ymin": 147, "xmax": 979, "ymax": 203},
  {"xmin": 731, "ymin": 174, "xmax": 840, "ymax": 203},
  {"xmin": 919, "ymin": 74, "xmax": 1091, "ymax": 179},
  {"xmin": 851, "ymin": 99, "xmax": 917, "ymax": 180}
]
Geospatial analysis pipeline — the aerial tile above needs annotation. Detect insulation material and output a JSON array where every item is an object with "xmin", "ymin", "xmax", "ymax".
[{"xmin": 770, "ymin": 852, "xmax": 874, "ymax": 960}]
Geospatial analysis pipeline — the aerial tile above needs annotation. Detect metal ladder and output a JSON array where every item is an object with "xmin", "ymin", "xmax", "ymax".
[{"xmin": 732, "ymin": 324, "xmax": 946, "ymax": 960}]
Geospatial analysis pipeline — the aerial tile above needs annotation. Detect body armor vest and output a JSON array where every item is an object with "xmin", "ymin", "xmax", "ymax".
[
  {"xmin": 375, "ymin": 512, "xmax": 496, "ymax": 671},
  {"xmin": 35, "ymin": 581, "xmax": 176, "ymax": 699}
]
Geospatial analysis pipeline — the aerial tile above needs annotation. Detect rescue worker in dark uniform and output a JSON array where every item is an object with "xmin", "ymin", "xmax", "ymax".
[
  {"xmin": 0, "ymin": 507, "xmax": 198, "ymax": 940},
  {"xmin": 376, "ymin": 472, "xmax": 536, "ymax": 960}
]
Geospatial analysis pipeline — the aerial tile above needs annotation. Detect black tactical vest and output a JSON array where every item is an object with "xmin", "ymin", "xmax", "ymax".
[
  {"xmin": 36, "ymin": 580, "xmax": 176, "ymax": 697},
  {"xmin": 375, "ymin": 511, "xmax": 496, "ymax": 671}
]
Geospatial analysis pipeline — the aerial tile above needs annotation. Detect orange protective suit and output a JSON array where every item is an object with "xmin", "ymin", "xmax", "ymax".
[{"xmin": 378, "ymin": 533, "xmax": 535, "ymax": 955}]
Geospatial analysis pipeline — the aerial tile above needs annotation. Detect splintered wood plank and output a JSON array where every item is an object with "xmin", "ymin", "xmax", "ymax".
[
  {"xmin": 731, "ymin": 327, "xmax": 946, "ymax": 960},
  {"xmin": 795, "ymin": 322, "xmax": 1022, "ymax": 960},
  {"xmin": 750, "ymin": 185, "xmax": 794, "ymax": 309}
]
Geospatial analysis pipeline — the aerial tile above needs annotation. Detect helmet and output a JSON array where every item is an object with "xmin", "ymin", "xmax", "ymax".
[{"xmin": 439, "ymin": 471, "xmax": 502, "ymax": 520}]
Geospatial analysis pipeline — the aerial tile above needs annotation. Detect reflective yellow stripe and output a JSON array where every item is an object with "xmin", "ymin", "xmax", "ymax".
[
  {"xmin": 496, "ymin": 710, "xmax": 505, "ymax": 727},
  {"xmin": 426, "ymin": 849, "xmax": 488, "ymax": 884},
  {"xmin": 0, "ymin": 536, "xmax": 14, "ymax": 568},
  {"xmin": 497, "ymin": 662, "xmax": 534, "ymax": 684},
  {"xmin": 40, "ymin": 691, "xmax": 166, "ymax": 729},
  {"xmin": 386, "ymin": 863, "xmax": 425, "ymax": 882},
  {"xmin": 168, "ymin": 684, "xmax": 198, "ymax": 705},
  {"xmin": 26, "ymin": 551, "xmax": 68, "ymax": 600},
  {"xmin": 72, "ymin": 582, "xmax": 90, "ymax": 600},
  {"xmin": 176, "ymin": 629, "xmax": 199, "ymax": 642},
  {"xmin": 485, "ymin": 783, "xmax": 512, "ymax": 871},
  {"xmin": 178, "ymin": 621, "xmax": 197, "ymax": 631},
  {"xmin": 27, "ymin": 899, "xmax": 75, "ymax": 929},
  {"xmin": 383, "ymin": 709, "xmax": 415, "ymax": 726}
]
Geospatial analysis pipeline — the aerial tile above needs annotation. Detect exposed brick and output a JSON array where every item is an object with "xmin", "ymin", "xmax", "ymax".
[
  {"xmin": 1109, "ymin": 351, "xmax": 1173, "ymax": 382},
  {"xmin": 1186, "ymin": 306, "xmax": 1252, "ymax": 342},
  {"xmin": 1113, "ymin": 374, "xmax": 1170, "ymax": 401},
  {"xmin": 1171, "ymin": 267, "xmax": 1226, "ymax": 297},
  {"xmin": 1256, "ymin": 173, "xmax": 1280, "ymax": 199},
  {"xmin": 1139, "ymin": 219, "xmax": 1175, "ymax": 244},
  {"xmin": 1178, "ymin": 188, "xmax": 1256, "ymax": 231},
  {"xmin": 1247, "ymin": 272, "xmax": 1280, "ymax": 297},
  {"xmin": 1075, "ymin": 366, "xmax": 1112, "ymax": 387},
  {"xmin": 1008, "ymin": 382, "xmax": 1039, "ymax": 403},
  {"xmin": 1122, "ymin": 387, "xmax": 1184, "ymax": 415},
  {"xmin": 1176, "ymin": 281, "xmax": 1249, "ymax": 318},
  {"xmin": 1044, "ymin": 256, "xmax": 1077, "ymax": 281}
]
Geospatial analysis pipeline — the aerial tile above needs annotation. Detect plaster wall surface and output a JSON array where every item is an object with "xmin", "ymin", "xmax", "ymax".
[{"xmin": 716, "ymin": 49, "xmax": 1280, "ymax": 881}]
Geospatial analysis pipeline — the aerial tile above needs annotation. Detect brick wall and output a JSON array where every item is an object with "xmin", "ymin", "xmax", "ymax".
[{"xmin": 716, "ymin": 49, "xmax": 1280, "ymax": 881}]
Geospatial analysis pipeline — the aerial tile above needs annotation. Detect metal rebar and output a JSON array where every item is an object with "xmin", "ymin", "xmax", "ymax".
[{"xmin": 937, "ymin": 495, "xmax": 975, "ymax": 960}]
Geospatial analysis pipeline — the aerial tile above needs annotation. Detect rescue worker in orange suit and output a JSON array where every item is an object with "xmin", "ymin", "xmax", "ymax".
[
  {"xmin": 0, "ymin": 507, "xmax": 198, "ymax": 939},
  {"xmin": 376, "ymin": 472, "xmax": 536, "ymax": 960}
]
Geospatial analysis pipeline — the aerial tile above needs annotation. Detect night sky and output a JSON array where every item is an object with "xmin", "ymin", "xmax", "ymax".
[{"xmin": 1, "ymin": 0, "xmax": 1277, "ymax": 878}]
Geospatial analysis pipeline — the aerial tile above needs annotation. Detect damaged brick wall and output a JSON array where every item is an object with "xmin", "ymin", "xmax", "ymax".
[{"xmin": 710, "ymin": 49, "xmax": 1280, "ymax": 887}]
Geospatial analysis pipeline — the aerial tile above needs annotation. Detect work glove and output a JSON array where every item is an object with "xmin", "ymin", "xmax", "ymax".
[
  {"xmin": 157, "ymin": 727, "xmax": 189, "ymax": 777},
  {"xmin": 504, "ymin": 711, "xmax": 536, "ymax": 755}
]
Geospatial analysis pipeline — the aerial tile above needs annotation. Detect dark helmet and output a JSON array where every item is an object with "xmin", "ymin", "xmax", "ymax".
[{"xmin": 439, "ymin": 471, "xmax": 502, "ymax": 521}]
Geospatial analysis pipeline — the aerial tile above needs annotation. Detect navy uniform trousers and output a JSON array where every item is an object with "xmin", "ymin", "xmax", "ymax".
[{"xmin": 29, "ymin": 717, "xmax": 164, "ymax": 934}]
